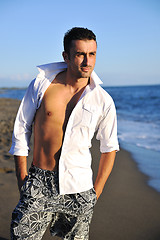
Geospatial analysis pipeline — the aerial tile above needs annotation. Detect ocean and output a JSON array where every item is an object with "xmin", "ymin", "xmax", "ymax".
[
  {"xmin": 105, "ymin": 85, "xmax": 160, "ymax": 192},
  {"xmin": 1, "ymin": 85, "xmax": 160, "ymax": 192}
]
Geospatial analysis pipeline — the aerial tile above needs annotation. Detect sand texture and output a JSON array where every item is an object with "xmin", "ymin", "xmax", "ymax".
[{"xmin": 0, "ymin": 98, "xmax": 160, "ymax": 240}]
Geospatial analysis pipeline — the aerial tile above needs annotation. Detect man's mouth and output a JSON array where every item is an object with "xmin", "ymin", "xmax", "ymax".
[{"xmin": 81, "ymin": 67, "xmax": 91, "ymax": 72}]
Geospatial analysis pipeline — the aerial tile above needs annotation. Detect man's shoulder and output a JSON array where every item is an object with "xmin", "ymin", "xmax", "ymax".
[
  {"xmin": 26, "ymin": 62, "xmax": 67, "ymax": 108},
  {"xmin": 37, "ymin": 62, "xmax": 67, "ymax": 73},
  {"xmin": 94, "ymin": 84, "xmax": 114, "ymax": 103},
  {"xmin": 33, "ymin": 61, "xmax": 67, "ymax": 89},
  {"xmin": 86, "ymin": 85, "xmax": 114, "ymax": 115}
]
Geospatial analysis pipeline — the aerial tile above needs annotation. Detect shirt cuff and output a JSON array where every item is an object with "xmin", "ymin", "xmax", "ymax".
[{"xmin": 9, "ymin": 145, "xmax": 29, "ymax": 156}]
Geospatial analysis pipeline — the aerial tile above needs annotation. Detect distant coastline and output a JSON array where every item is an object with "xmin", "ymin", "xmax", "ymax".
[
  {"xmin": 0, "ymin": 87, "xmax": 27, "ymax": 90},
  {"xmin": 0, "ymin": 83, "xmax": 160, "ymax": 90}
]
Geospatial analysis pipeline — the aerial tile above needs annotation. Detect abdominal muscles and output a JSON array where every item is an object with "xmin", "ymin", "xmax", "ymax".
[{"xmin": 33, "ymin": 104, "xmax": 66, "ymax": 171}]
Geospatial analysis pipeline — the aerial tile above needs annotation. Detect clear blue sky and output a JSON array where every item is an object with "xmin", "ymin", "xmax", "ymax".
[{"xmin": 0, "ymin": 0, "xmax": 160, "ymax": 87}]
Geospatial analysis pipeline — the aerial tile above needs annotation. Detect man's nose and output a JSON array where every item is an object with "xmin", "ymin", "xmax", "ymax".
[{"xmin": 83, "ymin": 54, "xmax": 89, "ymax": 66}]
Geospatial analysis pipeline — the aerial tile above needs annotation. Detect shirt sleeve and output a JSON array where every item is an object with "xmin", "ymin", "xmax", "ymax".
[
  {"xmin": 96, "ymin": 100, "xmax": 119, "ymax": 153},
  {"xmin": 9, "ymin": 79, "xmax": 38, "ymax": 156}
]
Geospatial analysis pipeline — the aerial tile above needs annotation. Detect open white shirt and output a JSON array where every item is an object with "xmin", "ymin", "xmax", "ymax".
[{"xmin": 9, "ymin": 62, "xmax": 119, "ymax": 194}]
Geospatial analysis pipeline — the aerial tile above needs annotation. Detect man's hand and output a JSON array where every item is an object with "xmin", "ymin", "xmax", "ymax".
[
  {"xmin": 94, "ymin": 151, "xmax": 116, "ymax": 200},
  {"xmin": 14, "ymin": 156, "xmax": 28, "ymax": 192},
  {"xmin": 17, "ymin": 175, "xmax": 28, "ymax": 192}
]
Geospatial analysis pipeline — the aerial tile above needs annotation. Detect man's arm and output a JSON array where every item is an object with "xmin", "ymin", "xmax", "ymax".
[
  {"xmin": 9, "ymin": 79, "xmax": 37, "ymax": 157},
  {"xmin": 14, "ymin": 156, "xmax": 28, "ymax": 192},
  {"xmin": 94, "ymin": 150, "xmax": 116, "ymax": 200}
]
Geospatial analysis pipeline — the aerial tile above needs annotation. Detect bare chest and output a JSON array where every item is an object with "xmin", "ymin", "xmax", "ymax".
[{"xmin": 36, "ymin": 84, "xmax": 83, "ymax": 129}]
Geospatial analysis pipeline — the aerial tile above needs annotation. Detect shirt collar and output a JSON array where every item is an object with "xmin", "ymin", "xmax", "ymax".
[{"xmin": 37, "ymin": 62, "xmax": 103, "ymax": 85}]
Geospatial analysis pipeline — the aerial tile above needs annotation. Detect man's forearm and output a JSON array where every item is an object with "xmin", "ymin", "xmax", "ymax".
[
  {"xmin": 94, "ymin": 151, "xmax": 116, "ymax": 199},
  {"xmin": 14, "ymin": 156, "xmax": 28, "ymax": 191}
]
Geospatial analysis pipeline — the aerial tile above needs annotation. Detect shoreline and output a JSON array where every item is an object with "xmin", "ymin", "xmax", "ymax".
[
  {"xmin": 120, "ymin": 141, "xmax": 160, "ymax": 193},
  {"xmin": 0, "ymin": 98, "xmax": 160, "ymax": 239},
  {"xmin": 90, "ymin": 146, "xmax": 160, "ymax": 240}
]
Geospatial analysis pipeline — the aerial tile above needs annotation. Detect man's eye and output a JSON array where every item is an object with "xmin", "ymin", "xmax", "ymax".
[
  {"xmin": 90, "ymin": 52, "xmax": 96, "ymax": 56},
  {"xmin": 77, "ymin": 53, "xmax": 84, "ymax": 57}
]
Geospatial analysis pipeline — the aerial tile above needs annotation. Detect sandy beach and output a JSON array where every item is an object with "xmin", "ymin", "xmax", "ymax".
[{"xmin": 0, "ymin": 98, "xmax": 160, "ymax": 240}]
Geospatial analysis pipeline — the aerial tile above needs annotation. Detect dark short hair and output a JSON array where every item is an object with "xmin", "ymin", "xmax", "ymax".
[{"xmin": 63, "ymin": 27, "xmax": 97, "ymax": 55}]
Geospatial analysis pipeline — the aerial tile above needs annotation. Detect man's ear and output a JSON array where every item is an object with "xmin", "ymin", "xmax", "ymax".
[{"xmin": 62, "ymin": 51, "xmax": 69, "ymax": 62}]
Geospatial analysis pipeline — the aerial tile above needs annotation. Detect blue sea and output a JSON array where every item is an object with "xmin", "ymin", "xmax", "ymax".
[
  {"xmin": 0, "ymin": 85, "xmax": 160, "ymax": 192},
  {"xmin": 105, "ymin": 85, "xmax": 160, "ymax": 192}
]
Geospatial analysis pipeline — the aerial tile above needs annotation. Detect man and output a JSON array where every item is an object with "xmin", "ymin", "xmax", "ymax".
[{"xmin": 10, "ymin": 27, "xmax": 119, "ymax": 239}]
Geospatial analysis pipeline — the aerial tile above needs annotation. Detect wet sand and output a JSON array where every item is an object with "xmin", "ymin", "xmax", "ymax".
[{"xmin": 0, "ymin": 98, "xmax": 160, "ymax": 240}]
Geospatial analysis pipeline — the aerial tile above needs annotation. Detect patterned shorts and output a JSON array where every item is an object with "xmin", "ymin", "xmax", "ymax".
[{"xmin": 11, "ymin": 165, "xmax": 97, "ymax": 240}]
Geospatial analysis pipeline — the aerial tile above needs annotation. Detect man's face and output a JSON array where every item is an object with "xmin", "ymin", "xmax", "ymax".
[{"xmin": 64, "ymin": 39, "xmax": 97, "ymax": 79}]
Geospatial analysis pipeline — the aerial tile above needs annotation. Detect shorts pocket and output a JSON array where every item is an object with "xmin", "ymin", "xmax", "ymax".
[
  {"xmin": 92, "ymin": 187, "xmax": 97, "ymax": 204},
  {"xmin": 20, "ymin": 175, "xmax": 29, "ymax": 192},
  {"xmin": 78, "ymin": 188, "xmax": 97, "ymax": 213}
]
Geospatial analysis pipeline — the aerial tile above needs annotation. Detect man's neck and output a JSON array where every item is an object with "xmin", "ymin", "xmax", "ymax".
[{"xmin": 65, "ymin": 71, "xmax": 89, "ymax": 94}]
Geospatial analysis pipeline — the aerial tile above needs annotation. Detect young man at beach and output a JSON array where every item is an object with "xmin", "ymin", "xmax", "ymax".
[{"xmin": 10, "ymin": 27, "xmax": 119, "ymax": 239}]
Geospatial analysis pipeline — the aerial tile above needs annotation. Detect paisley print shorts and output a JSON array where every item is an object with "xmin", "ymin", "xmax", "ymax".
[{"xmin": 11, "ymin": 165, "xmax": 97, "ymax": 239}]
